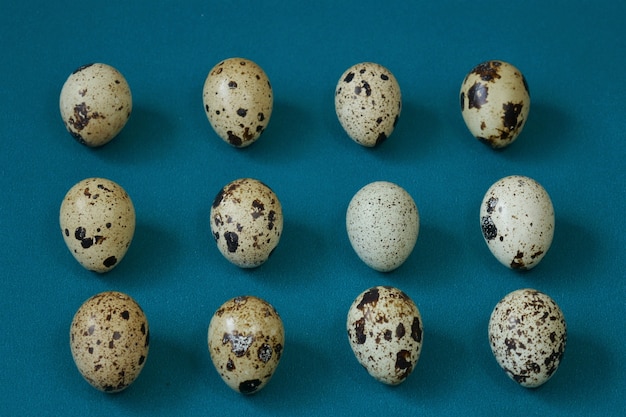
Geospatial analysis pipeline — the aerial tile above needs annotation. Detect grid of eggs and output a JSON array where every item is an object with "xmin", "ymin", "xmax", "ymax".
[{"xmin": 60, "ymin": 58, "xmax": 565, "ymax": 394}]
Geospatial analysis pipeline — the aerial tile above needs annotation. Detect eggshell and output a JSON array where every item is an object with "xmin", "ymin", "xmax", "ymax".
[
  {"xmin": 60, "ymin": 177, "xmax": 135, "ymax": 273},
  {"xmin": 488, "ymin": 288, "xmax": 566, "ymax": 388},
  {"xmin": 346, "ymin": 181, "xmax": 419, "ymax": 272},
  {"xmin": 480, "ymin": 175, "xmax": 554, "ymax": 270},
  {"xmin": 202, "ymin": 58, "xmax": 273, "ymax": 148},
  {"xmin": 459, "ymin": 60, "xmax": 530, "ymax": 149},
  {"xmin": 70, "ymin": 291, "xmax": 149, "ymax": 393},
  {"xmin": 59, "ymin": 63, "xmax": 132, "ymax": 147},
  {"xmin": 208, "ymin": 296, "xmax": 284, "ymax": 394},
  {"xmin": 346, "ymin": 286, "xmax": 423, "ymax": 385},
  {"xmin": 210, "ymin": 178, "xmax": 283, "ymax": 268},
  {"xmin": 335, "ymin": 62, "xmax": 402, "ymax": 147}
]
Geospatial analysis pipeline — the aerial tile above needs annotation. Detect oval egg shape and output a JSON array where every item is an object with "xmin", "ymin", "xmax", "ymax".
[
  {"xmin": 480, "ymin": 175, "xmax": 554, "ymax": 270},
  {"xmin": 346, "ymin": 181, "xmax": 419, "ymax": 272},
  {"xmin": 59, "ymin": 63, "xmax": 132, "ymax": 147},
  {"xmin": 335, "ymin": 62, "xmax": 402, "ymax": 147},
  {"xmin": 60, "ymin": 177, "xmax": 135, "ymax": 273},
  {"xmin": 346, "ymin": 286, "xmax": 423, "ymax": 385},
  {"xmin": 488, "ymin": 288, "xmax": 567, "ymax": 388},
  {"xmin": 208, "ymin": 295, "xmax": 285, "ymax": 394},
  {"xmin": 70, "ymin": 291, "xmax": 150, "ymax": 393},
  {"xmin": 459, "ymin": 60, "xmax": 530, "ymax": 149},
  {"xmin": 210, "ymin": 178, "xmax": 283, "ymax": 268},
  {"xmin": 202, "ymin": 58, "xmax": 273, "ymax": 148}
]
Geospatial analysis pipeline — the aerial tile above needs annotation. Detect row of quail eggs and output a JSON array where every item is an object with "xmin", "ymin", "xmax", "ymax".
[{"xmin": 59, "ymin": 58, "xmax": 565, "ymax": 393}]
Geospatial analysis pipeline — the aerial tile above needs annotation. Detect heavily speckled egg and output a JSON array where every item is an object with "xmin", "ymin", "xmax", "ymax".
[
  {"xmin": 347, "ymin": 286, "xmax": 423, "ymax": 385},
  {"xmin": 210, "ymin": 178, "xmax": 283, "ymax": 268},
  {"xmin": 60, "ymin": 178, "xmax": 135, "ymax": 273},
  {"xmin": 70, "ymin": 291, "xmax": 149, "ymax": 393},
  {"xmin": 203, "ymin": 58, "xmax": 273, "ymax": 148},
  {"xmin": 59, "ymin": 63, "xmax": 132, "ymax": 147},
  {"xmin": 208, "ymin": 296, "xmax": 284, "ymax": 394},
  {"xmin": 480, "ymin": 175, "xmax": 554, "ymax": 270},
  {"xmin": 489, "ymin": 288, "xmax": 566, "ymax": 388},
  {"xmin": 460, "ymin": 60, "xmax": 530, "ymax": 149},
  {"xmin": 335, "ymin": 62, "xmax": 402, "ymax": 147},
  {"xmin": 346, "ymin": 181, "xmax": 419, "ymax": 272}
]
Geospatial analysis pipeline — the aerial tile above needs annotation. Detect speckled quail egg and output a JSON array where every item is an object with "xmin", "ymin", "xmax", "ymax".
[
  {"xmin": 346, "ymin": 181, "xmax": 419, "ymax": 272},
  {"xmin": 347, "ymin": 286, "xmax": 423, "ymax": 385},
  {"xmin": 210, "ymin": 178, "xmax": 283, "ymax": 268},
  {"xmin": 460, "ymin": 60, "xmax": 530, "ymax": 149},
  {"xmin": 59, "ymin": 63, "xmax": 132, "ymax": 147},
  {"xmin": 60, "ymin": 177, "xmax": 135, "ymax": 273},
  {"xmin": 489, "ymin": 288, "xmax": 566, "ymax": 388},
  {"xmin": 480, "ymin": 175, "xmax": 554, "ymax": 270},
  {"xmin": 335, "ymin": 62, "xmax": 402, "ymax": 147},
  {"xmin": 208, "ymin": 295, "xmax": 284, "ymax": 394},
  {"xmin": 203, "ymin": 58, "xmax": 273, "ymax": 148},
  {"xmin": 70, "ymin": 291, "xmax": 149, "ymax": 393}
]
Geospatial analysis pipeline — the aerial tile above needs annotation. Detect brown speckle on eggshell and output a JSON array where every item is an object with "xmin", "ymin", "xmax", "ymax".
[{"xmin": 70, "ymin": 291, "xmax": 149, "ymax": 393}]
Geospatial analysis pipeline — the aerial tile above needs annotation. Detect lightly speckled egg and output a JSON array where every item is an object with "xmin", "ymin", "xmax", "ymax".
[
  {"xmin": 489, "ymin": 288, "xmax": 566, "ymax": 388},
  {"xmin": 335, "ymin": 62, "xmax": 401, "ymax": 147},
  {"xmin": 70, "ymin": 291, "xmax": 150, "ymax": 393},
  {"xmin": 460, "ymin": 60, "xmax": 530, "ymax": 149},
  {"xmin": 208, "ymin": 295, "xmax": 284, "ymax": 394},
  {"xmin": 210, "ymin": 178, "xmax": 283, "ymax": 268},
  {"xmin": 346, "ymin": 181, "xmax": 419, "ymax": 272},
  {"xmin": 203, "ymin": 58, "xmax": 273, "ymax": 148},
  {"xmin": 60, "ymin": 177, "xmax": 135, "ymax": 273},
  {"xmin": 59, "ymin": 63, "xmax": 132, "ymax": 147},
  {"xmin": 347, "ymin": 286, "xmax": 423, "ymax": 385},
  {"xmin": 480, "ymin": 175, "xmax": 554, "ymax": 270}
]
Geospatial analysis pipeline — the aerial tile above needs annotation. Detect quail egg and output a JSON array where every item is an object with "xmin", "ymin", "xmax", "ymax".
[
  {"xmin": 346, "ymin": 286, "xmax": 423, "ymax": 385},
  {"xmin": 480, "ymin": 175, "xmax": 554, "ymax": 270},
  {"xmin": 70, "ymin": 291, "xmax": 149, "ymax": 392},
  {"xmin": 460, "ymin": 60, "xmax": 530, "ymax": 149},
  {"xmin": 60, "ymin": 177, "xmax": 135, "ymax": 273},
  {"xmin": 489, "ymin": 288, "xmax": 567, "ymax": 388},
  {"xmin": 208, "ymin": 295, "xmax": 284, "ymax": 394},
  {"xmin": 59, "ymin": 63, "xmax": 132, "ymax": 147},
  {"xmin": 335, "ymin": 62, "xmax": 402, "ymax": 147},
  {"xmin": 203, "ymin": 58, "xmax": 273, "ymax": 148}
]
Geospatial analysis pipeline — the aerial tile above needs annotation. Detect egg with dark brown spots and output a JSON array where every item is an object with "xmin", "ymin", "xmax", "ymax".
[
  {"xmin": 346, "ymin": 286, "xmax": 423, "ymax": 385},
  {"xmin": 489, "ymin": 288, "xmax": 566, "ymax": 388},
  {"xmin": 460, "ymin": 60, "xmax": 530, "ymax": 149},
  {"xmin": 59, "ymin": 63, "xmax": 132, "ymax": 147},
  {"xmin": 60, "ymin": 177, "xmax": 135, "ymax": 273},
  {"xmin": 210, "ymin": 178, "xmax": 283, "ymax": 268},
  {"xmin": 480, "ymin": 175, "xmax": 554, "ymax": 270},
  {"xmin": 203, "ymin": 58, "xmax": 273, "ymax": 148},
  {"xmin": 335, "ymin": 62, "xmax": 402, "ymax": 147},
  {"xmin": 70, "ymin": 291, "xmax": 149, "ymax": 393},
  {"xmin": 208, "ymin": 296, "xmax": 284, "ymax": 394}
]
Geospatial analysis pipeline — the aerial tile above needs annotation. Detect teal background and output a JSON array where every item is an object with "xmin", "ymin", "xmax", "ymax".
[{"xmin": 1, "ymin": 0, "xmax": 624, "ymax": 415}]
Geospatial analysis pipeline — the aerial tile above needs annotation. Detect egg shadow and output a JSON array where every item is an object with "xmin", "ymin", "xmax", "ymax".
[
  {"xmin": 93, "ymin": 104, "xmax": 177, "ymax": 165},
  {"xmin": 400, "ymin": 328, "xmax": 469, "ymax": 401},
  {"xmin": 382, "ymin": 100, "xmax": 441, "ymax": 161},
  {"xmin": 113, "ymin": 331, "xmax": 210, "ymax": 412},
  {"xmin": 501, "ymin": 101, "xmax": 572, "ymax": 162},
  {"xmin": 238, "ymin": 99, "xmax": 316, "ymax": 165},
  {"xmin": 115, "ymin": 220, "xmax": 182, "ymax": 287}
]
